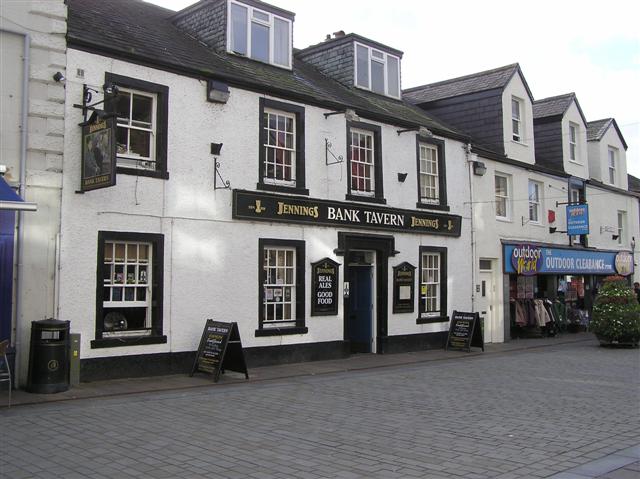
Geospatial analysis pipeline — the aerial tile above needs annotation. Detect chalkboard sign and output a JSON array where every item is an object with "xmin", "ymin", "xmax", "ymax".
[
  {"xmin": 393, "ymin": 262, "xmax": 415, "ymax": 313},
  {"xmin": 445, "ymin": 311, "xmax": 484, "ymax": 352},
  {"xmin": 311, "ymin": 258, "xmax": 340, "ymax": 316},
  {"xmin": 190, "ymin": 320, "xmax": 249, "ymax": 382}
]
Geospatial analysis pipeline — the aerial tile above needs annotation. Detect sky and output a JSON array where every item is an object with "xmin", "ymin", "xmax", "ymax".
[{"xmin": 145, "ymin": 0, "xmax": 640, "ymax": 178}]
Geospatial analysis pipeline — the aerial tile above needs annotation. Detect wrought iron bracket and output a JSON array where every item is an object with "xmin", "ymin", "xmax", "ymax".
[
  {"xmin": 214, "ymin": 160, "xmax": 231, "ymax": 190},
  {"xmin": 325, "ymin": 138, "xmax": 343, "ymax": 165},
  {"xmin": 73, "ymin": 84, "xmax": 117, "ymax": 125}
]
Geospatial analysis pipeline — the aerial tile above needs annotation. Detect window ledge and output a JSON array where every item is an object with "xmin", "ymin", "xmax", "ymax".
[
  {"xmin": 91, "ymin": 335, "xmax": 167, "ymax": 349},
  {"xmin": 415, "ymin": 202, "xmax": 450, "ymax": 212},
  {"xmin": 416, "ymin": 316, "xmax": 449, "ymax": 324},
  {"xmin": 568, "ymin": 160, "xmax": 583, "ymax": 165},
  {"xmin": 345, "ymin": 194, "xmax": 387, "ymax": 205},
  {"xmin": 117, "ymin": 166, "xmax": 169, "ymax": 180},
  {"xmin": 496, "ymin": 216, "xmax": 512, "ymax": 223},
  {"xmin": 511, "ymin": 140, "xmax": 528, "ymax": 147},
  {"xmin": 256, "ymin": 183, "xmax": 309, "ymax": 196},
  {"xmin": 255, "ymin": 326, "xmax": 308, "ymax": 337}
]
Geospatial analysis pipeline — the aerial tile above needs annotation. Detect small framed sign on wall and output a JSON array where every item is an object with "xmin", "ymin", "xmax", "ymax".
[
  {"xmin": 393, "ymin": 262, "xmax": 415, "ymax": 313},
  {"xmin": 311, "ymin": 258, "xmax": 340, "ymax": 316}
]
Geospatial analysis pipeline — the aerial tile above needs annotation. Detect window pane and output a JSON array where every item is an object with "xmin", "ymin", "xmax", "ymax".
[
  {"xmin": 274, "ymin": 17, "xmax": 290, "ymax": 66},
  {"xmin": 356, "ymin": 45, "xmax": 369, "ymax": 87},
  {"xmin": 371, "ymin": 60, "xmax": 385, "ymax": 94},
  {"xmin": 130, "ymin": 129, "xmax": 151, "ymax": 158},
  {"xmin": 495, "ymin": 176, "xmax": 507, "ymax": 196},
  {"xmin": 230, "ymin": 3, "xmax": 248, "ymax": 55},
  {"xmin": 253, "ymin": 10, "xmax": 269, "ymax": 22},
  {"xmin": 251, "ymin": 22, "xmax": 269, "ymax": 62},
  {"xmin": 132, "ymin": 94, "xmax": 152, "ymax": 125},
  {"xmin": 387, "ymin": 56, "xmax": 399, "ymax": 97},
  {"xmin": 115, "ymin": 92, "xmax": 131, "ymax": 120}
]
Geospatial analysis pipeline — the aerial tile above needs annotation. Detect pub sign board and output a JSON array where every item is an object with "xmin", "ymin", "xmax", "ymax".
[
  {"xmin": 190, "ymin": 320, "xmax": 249, "ymax": 382},
  {"xmin": 81, "ymin": 116, "xmax": 116, "ymax": 191},
  {"xmin": 233, "ymin": 190, "xmax": 462, "ymax": 237},
  {"xmin": 393, "ymin": 262, "xmax": 415, "ymax": 313},
  {"xmin": 311, "ymin": 258, "xmax": 340, "ymax": 316},
  {"xmin": 445, "ymin": 311, "xmax": 484, "ymax": 352}
]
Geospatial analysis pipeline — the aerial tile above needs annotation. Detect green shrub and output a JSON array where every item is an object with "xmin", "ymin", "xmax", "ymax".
[{"xmin": 591, "ymin": 276, "xmax": 640, "ymax": 345}]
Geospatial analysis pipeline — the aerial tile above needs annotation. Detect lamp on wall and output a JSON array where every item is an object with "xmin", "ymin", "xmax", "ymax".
[
  {"xmin": 396, "ymin": 126, "xmax": 433, "ymax": 137},
  {"xmin": 472, "ymin": 161, "xmax": 487, "ymax": 176},
  {"xmin": 397, "ymin": 172, "xmax": 408, "ymax": 182},
  {"xmin": 207, "ymin": 79, "xmax": 230, "ymax": 104},
  {"xmin": 324, "ymin": 108, "xmax": 360, "ymax": 122},
  {"xmin": 53, "ymin": 71, "xmax": 65, "ymax": 82}
]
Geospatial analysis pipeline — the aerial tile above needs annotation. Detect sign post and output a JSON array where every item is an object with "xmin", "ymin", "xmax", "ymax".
[
  {"xmin": 446, "ymin": 311, "xmax": 484, "ymax": 352},
  {"xmin": 190, "ymin": 320, "xmax": 249, "ymax": 382}
]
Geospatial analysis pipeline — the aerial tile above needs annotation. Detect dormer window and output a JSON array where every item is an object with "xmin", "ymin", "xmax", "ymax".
[
  {"xmin": 354, "ymin": 42, "xmax": 400, "ymax": 98},
  {"xmin": 511, "ymin": 97, "xmax": 522, "ymax": 142},
  {"xmin": 228, "ymin": 1, "xmax": 292, "ymax": 69}
]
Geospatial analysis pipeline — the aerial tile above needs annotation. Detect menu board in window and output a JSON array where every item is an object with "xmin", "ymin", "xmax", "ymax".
[
  {"xmin": 393, "ymin": 262, "xmax": 415, "ymax": 313},
  {"xmin": 311, "ymin": 258, "xmax": 340, "ymax": 316}
]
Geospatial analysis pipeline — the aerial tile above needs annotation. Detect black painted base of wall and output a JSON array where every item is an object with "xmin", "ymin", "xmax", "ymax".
[
  {"xmin": 381, "ymin": 331, "xmax": 448, "ymax": 354},
  {"xmin": 80, "ymin": 334, "xmax": 446, "ymax": 382}
]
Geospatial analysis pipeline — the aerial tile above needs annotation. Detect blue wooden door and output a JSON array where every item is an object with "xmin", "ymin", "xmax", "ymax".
[
  {"xmin": 347, "ymin": 266, "xmax": 373, "ymax": 353},
  {"xmin": 0, "ymin": 210, "xmax": 15, "ymax": 341}
]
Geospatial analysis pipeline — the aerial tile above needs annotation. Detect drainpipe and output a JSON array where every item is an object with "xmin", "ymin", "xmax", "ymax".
[
  {"xmin": 465, "ymin": 143, "xmax": 476, "ymax": 313},
  {"xmin": 2, "ymin": 27, "xmax": 30, "ymax": 383}
]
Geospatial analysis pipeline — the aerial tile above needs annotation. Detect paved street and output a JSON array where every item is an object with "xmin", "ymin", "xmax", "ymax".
[{"xmin": 1, "ymin": 339, "xmax": 639, "ymax": 479}]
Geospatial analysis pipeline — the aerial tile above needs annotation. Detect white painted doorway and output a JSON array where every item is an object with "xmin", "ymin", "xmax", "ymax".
[{"xmin": 478, "ymin": 261, "xmax": 496, "ymax": 343}]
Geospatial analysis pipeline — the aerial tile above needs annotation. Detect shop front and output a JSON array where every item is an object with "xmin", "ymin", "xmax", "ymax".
[{"xmin": 503, "ymin": 242, "xmax": 634, "ymax": 338}]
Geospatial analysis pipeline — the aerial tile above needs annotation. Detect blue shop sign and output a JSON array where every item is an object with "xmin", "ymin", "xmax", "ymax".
[
  {"xmin": 566, "ymin": 204, "xmax": 589, "ymax": 235},
  {"xmin": 504, "ymin": 243, "xmax": 633, "ymax": 276}
]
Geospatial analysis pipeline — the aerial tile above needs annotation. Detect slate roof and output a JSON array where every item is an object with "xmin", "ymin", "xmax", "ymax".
[
  {"xmin": 403, "ymin": 63, "xmax": 534, "ymax": 104},
  {"xmin": 628, "ymin": 174, "xmax": 640, "ymax": 193},
  {"xmin": 587, "ymin": 118, "xmax": 628, "ymax": 149},
  {"xmin": 533, "ymin": 92, "xmax": 588, "ymax": 127},
  {"xmin": 66, "ymin": 0, "xmax": 465, "ymax": 140}
]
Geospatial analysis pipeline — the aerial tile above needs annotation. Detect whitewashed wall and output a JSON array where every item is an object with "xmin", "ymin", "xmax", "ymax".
[
  {"xmin": 59, "ymin": 50, "xmax": 472, "ymax": 360},
  {"xmin": 588, "ymin": 125, "xmax": 629, "ymax": 191}
]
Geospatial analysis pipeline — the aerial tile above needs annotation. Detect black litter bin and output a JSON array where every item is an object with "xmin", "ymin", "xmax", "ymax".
[{"xmin": 27, "ymin": 319, "xmax": 70, "ymax": 393}]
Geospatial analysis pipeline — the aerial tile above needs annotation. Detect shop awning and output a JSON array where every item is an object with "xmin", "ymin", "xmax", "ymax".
[{"xmin": 0, "ymin": 177, "xmax": 37, "ymax": 211}]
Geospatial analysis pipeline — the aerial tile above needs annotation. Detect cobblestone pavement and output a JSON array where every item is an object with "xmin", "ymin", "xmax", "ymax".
[{"xmin": 1, "ymin": 340, "xmax": 638, "ymax": 478}]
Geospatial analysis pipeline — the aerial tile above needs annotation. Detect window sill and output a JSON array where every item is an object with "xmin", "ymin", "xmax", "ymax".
[
  {"xmin": 256, "ymin": 183, "xmax": 309, "ymax": 196},
  {"xmin": 345, "ymin": 194, "xmax": 387, "ymax": 205},
  {"xmin": 415, "ymin": 202, "xmax": 450, "ymax": 212},
  {"xmin": 416, "ymin": 315, "xmax": 449, "ymax": 324},
  {"xmin": 91, "ymin": 335, "xmax": 167, "ymax": 349},
  {"xmin": 568, "ymin": 160, "xmax": 582, "ymax": 165},
  {"xmin": 511, "ymin": 140, "xmax": 528, "ymax": 147},
  {"xmin": 496, "ymin": 216, "xmax": 512, "ymax": 223},
  {"xmin": 255, "ymin": 326, "xmax": 308, "ymax": 337},
  {"xmin": 117, "ymin": 166, "xmax": 169, "ymax": 180}
]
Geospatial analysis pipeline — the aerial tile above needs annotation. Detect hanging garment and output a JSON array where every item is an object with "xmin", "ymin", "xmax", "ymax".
[
  {"xmin": 533, "ymin": 299, "xmax": 552, "ymax": 327},
  {"xmin": 514, "ymin": 301, "xmax": 527, "ymax": 326}
]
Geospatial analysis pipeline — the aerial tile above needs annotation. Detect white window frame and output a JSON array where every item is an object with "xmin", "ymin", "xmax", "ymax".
[
  {"xmin": 419, "ymin": 143, "xmax": 439, "ymax": 204},
  {"xmin": 262, "ymin": 247, "xmax": 296, "ymax": 323},
  {"xmin": 420, "ymin": 252, "xmax": 440, "ymax": 317},
  {"xmin": 528, "ymin": 180, "xmax": 542, "ymax": 224},
  {"xmin": 115, "ymin": 87, "xmax": 157, "ymax": 170},
  {"xmin": 495, "ymin": 173, "xmax": 511, "ymax": 220},
  {"xmin": 569, "ymin": 123, "xmax": 578, "ymax": 163},
  {"xmin": 262, "ymin": 108, "xmax": 296, "ymax": 185},
  {"xmin": 608, "ymin": 147, "xmax": 617, "ymax": 185},
  {"xmin": 102, "ymin": 241, "xmax": 152, "ymax": 338},
  {"xmin": 511, "ymin": 96, "xmax": 523, "ymax": 143},
  {"xmin": 227, "ymin": 0, "xmax": 292, "ymax": 69},
  {"xmin": 353, "ymin": 41, "xmax": 401, "ymax": 99},
  {"xmin": 349, "ymin": 128, "xmax": 376, "ymax": 197},
  {"xmin": 617, "ymin": 211, "xmax": 625, "ymax": 245}
]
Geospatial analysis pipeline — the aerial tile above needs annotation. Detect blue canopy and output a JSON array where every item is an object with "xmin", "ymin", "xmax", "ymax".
[{"xmin": 0, "ymin": 177, "xmax": 23, "ymax": 203}]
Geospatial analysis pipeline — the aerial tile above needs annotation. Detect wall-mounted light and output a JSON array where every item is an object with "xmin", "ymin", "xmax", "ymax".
[
  {"xmin": 397, "ymin": 126, "xmax": 433, "ymax": 137},
  {"xmin": 612, "ymin": 234, "xmax": 620, "ymax": 241},
  {"xmin": 103, "ymin": 82, "xmax": 119, "ymax": 96},
  {"xmin": 207, "ymin": 79, "xmax": 230, "ymax": 104},
  {"xmin": 397, "ymin": 172, "xmax": 408, "ymax": 182},
  {"xmin": 53, "ymin": 71, "xmax": 65, "ymax": 82},
  {"xmin": 472, "ymin": 161, "xmax": 487, "ymax": 176},
  {"xmin": 324, "ymin": 108, "xmax": 360, "ymax": 122},
  {"xmin": 211, "ymin": 142, "xmax": 223, "ymax": 155}
]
